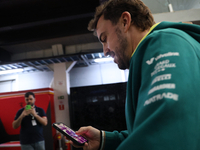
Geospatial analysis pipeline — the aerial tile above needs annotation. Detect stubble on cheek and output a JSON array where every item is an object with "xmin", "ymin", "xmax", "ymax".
[{"xmin": 115, "ymin": 28, "xmax": 129, "ymax": 69}]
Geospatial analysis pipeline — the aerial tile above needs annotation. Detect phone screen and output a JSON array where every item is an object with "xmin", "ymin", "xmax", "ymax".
[{"xmin": 55, "ymin": 123, "xmax": 87, "ymax": 144}]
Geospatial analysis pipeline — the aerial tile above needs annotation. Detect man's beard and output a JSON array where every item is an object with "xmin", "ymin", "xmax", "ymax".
[{"xmin": 115, "ymin": 27, "xmax": 129, "ymax": 70}]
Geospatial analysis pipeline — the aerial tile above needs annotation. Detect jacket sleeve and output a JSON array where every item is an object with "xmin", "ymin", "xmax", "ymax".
[{"xmin": 102, "ymin": 130, "xmax": 128, "ymax": 150}]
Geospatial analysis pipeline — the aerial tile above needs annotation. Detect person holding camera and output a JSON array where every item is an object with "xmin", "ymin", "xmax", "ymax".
[{"xmin": 12, "ymin": 92, "xmax": 47, "ymax": 150}]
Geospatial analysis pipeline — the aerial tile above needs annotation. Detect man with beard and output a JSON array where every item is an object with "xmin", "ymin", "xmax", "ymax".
[
  {"xmin": 69, "ymin": 0, "xmax": 200, "ymax": 150},
  {"xmin": 12, "ymin": 92, "xmax": 47, "ymax": 150}
]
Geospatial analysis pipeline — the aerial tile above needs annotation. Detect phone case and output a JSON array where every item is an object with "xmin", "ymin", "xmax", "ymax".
[
  {"xmin": 52, "ymin": 122, "xmax": 87, "ymax": 146},
  {"xmin": 25, "ymin": 105, "xmax": 31, "ymax": 110}
]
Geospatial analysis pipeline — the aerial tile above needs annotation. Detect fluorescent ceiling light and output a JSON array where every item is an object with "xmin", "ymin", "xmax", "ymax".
[
  {"xmin": 94, "ymin": 57, "xmax": 114, "ymax": 63},
  {"xmin": 0, "ymin": 69, "xmax": 23, "ymax": 75}
]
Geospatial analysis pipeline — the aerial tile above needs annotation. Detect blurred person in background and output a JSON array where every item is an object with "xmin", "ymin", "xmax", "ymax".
[{"xmin": 12, "ymin": 92, "xmax": 47, "ymax": 150}]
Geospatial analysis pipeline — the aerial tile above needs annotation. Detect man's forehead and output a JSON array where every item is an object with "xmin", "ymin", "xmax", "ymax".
[{"xmin": 96, "ymin": 15, "xmax": 107, "ymax": 37}]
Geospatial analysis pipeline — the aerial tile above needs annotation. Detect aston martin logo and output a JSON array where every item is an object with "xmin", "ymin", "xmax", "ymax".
[{"xmin": 146, "ymin": 57, "xmax": 154, "ymax": 65}]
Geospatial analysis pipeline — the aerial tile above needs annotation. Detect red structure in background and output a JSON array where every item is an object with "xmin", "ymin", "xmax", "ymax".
[
  {"xmin": 0, "ymin": 88, "xmax": 56, "ymax": 150},
  {"xmin": 0, "ymin": 141, "xmax": 21, "ymax": 150}
]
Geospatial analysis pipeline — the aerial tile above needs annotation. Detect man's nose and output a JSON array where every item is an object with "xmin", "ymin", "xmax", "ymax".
[{"xmin": 103, "ymin": 45, "xmax": 110, "ymax": 57}]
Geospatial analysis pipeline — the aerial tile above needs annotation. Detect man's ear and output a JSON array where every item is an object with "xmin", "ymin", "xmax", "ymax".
[{"xmin": 120, "ymin": 11, "xmax": 132, "ymax": 32}]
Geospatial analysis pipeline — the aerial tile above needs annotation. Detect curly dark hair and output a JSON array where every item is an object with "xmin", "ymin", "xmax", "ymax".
[{"xmin": 88, "ymin": 0, "xmax": 155, "ymax": 33}]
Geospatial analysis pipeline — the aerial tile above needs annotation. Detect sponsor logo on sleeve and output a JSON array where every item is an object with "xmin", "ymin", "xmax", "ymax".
[
  {"xmin": 144, "ymin": 92, "xmax": 179, "ymax": 106},
  {"xmin": 151, "ymin": 74, "xmax": 172, "ymax": 85},
  {"xmin": 148, "ymin": 83, "xmax": 175, "ymax": 95},
  {"xmin": 146, "ymin": 52, "xmax": 179, "ymax": 65},
  {"xmin": 151, "ymin": 60, "xmax": 176, "ymax": 76}
]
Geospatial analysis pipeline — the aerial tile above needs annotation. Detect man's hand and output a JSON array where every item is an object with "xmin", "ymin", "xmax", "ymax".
[
  {"xmin": 21, "ymin": 108, "xmax": 32, "ymax": 117},
  {"xmin": 28, "ymin": 106, "xmax": 48, "ymax": 126},
  {"xmin": 12, "ymin": 106, "xmax": 32, "ymax": 129},
  {"xmin": 30, "ymin": 106, "xmax": 37, "ymax": 117},
  {"xmin": 70, "ymin": 126, "xmax": 101, "ymax": 150}
]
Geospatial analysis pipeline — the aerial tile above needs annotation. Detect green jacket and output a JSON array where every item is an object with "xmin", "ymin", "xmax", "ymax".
[{"xmin": 103, "ymin": 21, "xmax": 200, "ymax": 150}]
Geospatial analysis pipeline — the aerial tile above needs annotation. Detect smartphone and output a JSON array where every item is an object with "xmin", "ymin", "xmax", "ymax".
[
  {"xmin": 25, "ymin": 105, "xmax": 32, "ymax": 110},
  {"xmin": 52, "ymin": 122, "xmax": 87, "ymax": 146}
]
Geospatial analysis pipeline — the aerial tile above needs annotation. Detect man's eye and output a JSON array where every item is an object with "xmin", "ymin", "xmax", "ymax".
[
  {"xmin": 102, "ymin": 36, "xmax": 107, "ymax": 42},
  {"xmin": 26, "ymin": 98, "xmax": 32, "ymax": 101}
]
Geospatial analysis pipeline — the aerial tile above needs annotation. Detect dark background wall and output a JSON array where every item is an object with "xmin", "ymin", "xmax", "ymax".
[{"xmin": 70, "ymin": 82, "xmax": 127, "ymax": 150}]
